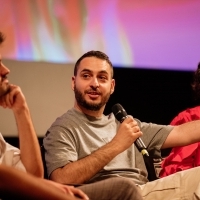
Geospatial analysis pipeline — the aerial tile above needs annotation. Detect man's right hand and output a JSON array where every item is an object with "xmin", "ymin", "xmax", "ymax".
[
  {"xmin": 0, "ymin": 84, "xmax": 27, "ymax": 112},
  {"xmin": 112, "ymin": 116, "xmax": 143, "ymax": 152}
]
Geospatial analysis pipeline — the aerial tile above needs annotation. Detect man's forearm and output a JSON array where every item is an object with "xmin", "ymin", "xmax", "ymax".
[
  {"xmin": 163, "ymin": 120, "xmax": 200, "ymax": 149},
  {"xmin": 51, "ymin": 139, "xmax": 124, "ymax": 184},
  {"xmin": 14, "ymin": 105, "xmax": 43, "ymax": 177}
]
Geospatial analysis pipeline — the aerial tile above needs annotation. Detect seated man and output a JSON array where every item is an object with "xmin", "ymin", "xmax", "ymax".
[
  {"xmin": 0, "ymin": 32, "xmax": 142, "ymax": 200},
  {"xmin": 160, "ymin": 62, "xmax": 200, "ymax": 177},
  {"xmin": 44, "ymin": 50, "xmax": 200, "ymax": 200}
]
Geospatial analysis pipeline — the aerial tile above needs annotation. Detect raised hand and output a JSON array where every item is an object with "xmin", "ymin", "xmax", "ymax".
[{"xmin": 0, "ymin": 84, "xmax": 27, "ymax": 112}]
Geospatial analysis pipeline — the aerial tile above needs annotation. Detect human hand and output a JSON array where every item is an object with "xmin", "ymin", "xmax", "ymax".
[
  {"xmin": 0, "ymin": 84, "xmax": 27, "ymax": 112},
  {"xmin": 43, "ymin": 180, "xmax": 89, "ymax": 200},
  {"xmin": 112, "ymin": 116, "xmax": 143, "ymax": 151}
]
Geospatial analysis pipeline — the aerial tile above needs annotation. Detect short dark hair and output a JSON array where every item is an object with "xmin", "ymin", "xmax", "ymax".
[
  {"xmin": 74, "ymin": 50, "xmax": 114, "ymax": 78},
  {"xmin": 191, "ymin": 62, "xmax": 200, "ymax": 102},
  {"xmin": 0, "ymin": 32, "xmax": 5, "ymax": 45}
]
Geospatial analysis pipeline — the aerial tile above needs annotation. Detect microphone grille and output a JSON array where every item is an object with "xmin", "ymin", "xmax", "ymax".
[{"xmin": 112, "ymin": 103, "xmax": 127, "ymax": 122}]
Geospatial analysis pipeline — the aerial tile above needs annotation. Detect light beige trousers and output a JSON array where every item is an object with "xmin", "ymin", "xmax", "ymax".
[{"xmin": 138, "ymin": 166, "xmax": 200, "ymax": 200}]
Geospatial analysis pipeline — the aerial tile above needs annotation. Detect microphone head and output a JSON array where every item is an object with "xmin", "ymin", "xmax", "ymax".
[{"xmin": 112, "ymin": 103, "xmax": 127, "ymax": 122}]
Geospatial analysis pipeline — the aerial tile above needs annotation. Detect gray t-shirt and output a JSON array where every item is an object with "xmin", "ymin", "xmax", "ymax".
[{"xmin": 43, "ymin": 108, "xmax": 173, "ymax": 184}]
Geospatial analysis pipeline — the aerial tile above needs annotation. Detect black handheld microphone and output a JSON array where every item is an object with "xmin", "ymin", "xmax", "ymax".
[{"xmin": 112, "ymin": 103, "xmax": 149, "ymax": 157}]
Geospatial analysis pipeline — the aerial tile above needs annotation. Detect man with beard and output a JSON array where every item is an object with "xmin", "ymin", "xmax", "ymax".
[
  {"xmin": 0, "ymin": 34, "xmax": 142, "ymax": 200},
  {"xmin": 44, "ymin": 50, "xmax": 200, "ymax": 199}
]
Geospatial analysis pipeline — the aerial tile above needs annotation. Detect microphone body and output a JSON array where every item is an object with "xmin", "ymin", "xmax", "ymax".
[{"xmin": 112, "ymin": 103, "xmax": 149, "ymax": 156}]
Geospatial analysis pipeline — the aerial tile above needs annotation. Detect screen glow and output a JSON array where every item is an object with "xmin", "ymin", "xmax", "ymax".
[{"xmin": 0, "ymin": 0, "xmax": 200, "ymax": 70}]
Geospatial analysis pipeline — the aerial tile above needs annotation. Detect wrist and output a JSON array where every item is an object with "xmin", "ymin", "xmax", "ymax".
[
  {"xmin": 106, "ymin": 139, "xmax": 125, "ymax": 155},
  {"xmin": 13, "ymin": 103, "xmax": 29, "ymax": 116}
]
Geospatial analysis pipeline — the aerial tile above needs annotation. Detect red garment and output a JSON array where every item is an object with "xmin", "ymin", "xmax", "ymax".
[{"xmin": 160, "ymin": 106, "xmax": 200, "ymax": 177}]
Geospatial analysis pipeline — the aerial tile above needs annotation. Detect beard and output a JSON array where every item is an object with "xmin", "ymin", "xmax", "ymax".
[{"xmin": 74, "ymin": 85, "xmax": 111, "ymax": 111}]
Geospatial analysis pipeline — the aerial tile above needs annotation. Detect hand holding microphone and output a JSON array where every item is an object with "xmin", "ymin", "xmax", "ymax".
[
  {"xmin": 112, "ymin": 103, "xmax": 149, "ymax": 157},
  {"xmin": 112, "ymin": 103, "xmax": 158, "ymax": 181}
]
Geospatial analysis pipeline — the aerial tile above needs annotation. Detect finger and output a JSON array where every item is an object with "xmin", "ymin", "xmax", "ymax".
[
  {"xmin": 138, "ymin": 130, "xmax": 143, "ymax": 137},
  {"xmin": 5, "ymin": 92, "xmax": 12, "ymax": 108},
  {"xmin": 59, "ymin": 185, "xmax": 75, "ymax": 193},
  {"xmin": 70, "ymin": 188, "xmax": 89, "ymax": 200},
  {"xmin": 8, "ymin": 85, "xmax": 18, "ymax": 106},
  {"xmin": 123, "ymin": 115, "xmax": 133, "ymax": 122},
  {"xmin": 0, "ymin": 96, "xmax": 7, "ymax": 108},
  {"xmin": 67, "ymin": 190, "xmax": 75, "ymax": 197},
  {"xmin": 65, "ymin": 185, "xmax": 74, "ymax": 189},
  {"xmin": 132, "ymin": 126, "xmax": 140, "ymax": 133},
  {"xmin": 123, "ymin": 116, "xmax": 138, "ymax": 125},
  {"xmin": 134, "ymin": 131, "xmax": 143, "ymax": 139},
  {"xmin": 2, "ymin": 84, "xmax": 15, "ymax": 108}
]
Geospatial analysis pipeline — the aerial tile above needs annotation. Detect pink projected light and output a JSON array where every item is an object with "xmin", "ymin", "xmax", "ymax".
[{"xmin": 0, "ymin": 0, "xmax": 200, "ymax": 71}]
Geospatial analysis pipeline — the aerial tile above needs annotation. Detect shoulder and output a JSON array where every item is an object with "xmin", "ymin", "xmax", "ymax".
[
  {"xmin": 135, "ymin": 118, "xmax": 173, "ymax": 136},
  {"xmin": 50, "ymin": 108, "xmax": 83, "ymax": 127},
  {"xmin": 135, "ymin": 118, "xmax": 172, "ymax": 129}
]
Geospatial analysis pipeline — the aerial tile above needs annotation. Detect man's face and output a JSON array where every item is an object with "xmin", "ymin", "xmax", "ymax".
[
  {"xmin": 72, "ymin": 57, "xmax": 115, "ymax": 111},
  {"xmin": 0, "ymin": 54, "xmax": 10, "ymax": 97}
]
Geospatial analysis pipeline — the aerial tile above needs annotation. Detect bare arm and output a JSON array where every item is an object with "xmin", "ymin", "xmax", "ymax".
[
  {"xmin": 0, "ymin": 85, "xmax": 43, "ymax": 177},
  {"xmin": 50, "ymin": 116, "xmax": 142, "ymax": 184},
  {"xmin": 162, "ymin": 120, "xmax": 200, "ymax": 149},
  {"xmin": 0, "ymin": 164, "xmax": 86, "ymax": 200}
]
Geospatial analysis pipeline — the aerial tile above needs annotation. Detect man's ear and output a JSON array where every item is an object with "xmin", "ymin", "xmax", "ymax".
[
  {"xmin": 71, "ymin": 76, "xmax": 75, "ymax": 91},
  {"xmin": 110, "ymin": 79, "xmax": 115, "ymax": 94}
]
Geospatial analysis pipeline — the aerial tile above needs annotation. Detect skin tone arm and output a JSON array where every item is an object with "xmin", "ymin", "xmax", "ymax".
[
  {"xmin": 162, "ymin": 120, "xmax": 200, "ymax": 149},
  {"xmin": 50, "ymin": 116, "xmax": 143, "ymax": 184},
  {"xmin": 0, "ymin": 85, "xmax": 43, "ymax": 177},
  {"xmin": 0, "ymin": 164, "xmax": 88, "ymax": 200}
]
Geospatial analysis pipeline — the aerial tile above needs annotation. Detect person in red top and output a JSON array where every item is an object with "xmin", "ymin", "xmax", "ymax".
[{"xmin": 160, "ymin": 62, "xmax": 200, "ymax": 177}]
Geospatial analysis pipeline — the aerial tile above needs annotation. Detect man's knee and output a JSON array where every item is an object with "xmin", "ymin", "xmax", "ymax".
[{"xmin": 78, "ymin": 177, "xmax": 143, "ymax": 200}]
